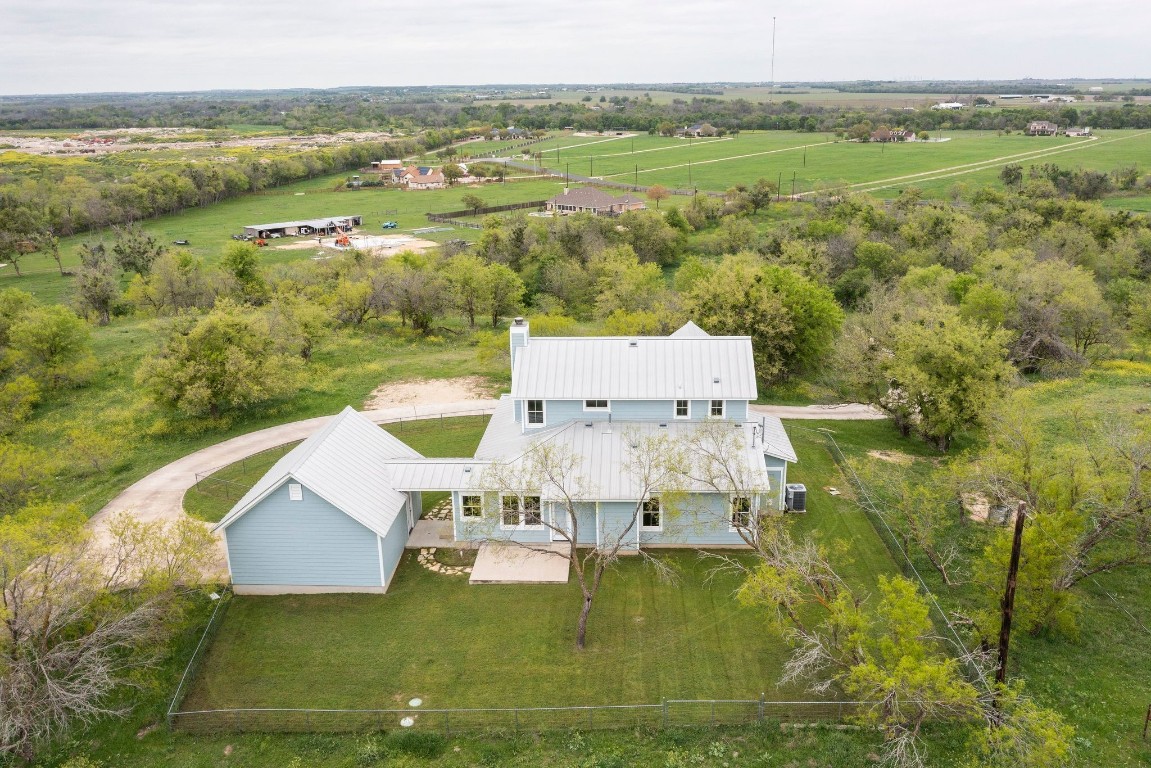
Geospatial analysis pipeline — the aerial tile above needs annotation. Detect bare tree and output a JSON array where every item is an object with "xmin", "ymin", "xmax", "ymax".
[
  {"xmin": 0, "ymin": 507, "xmax": 214, "ymax": 759},
  {"xmin": 476, "ymin": 428, "xmax": 686, "ymax": 649}
]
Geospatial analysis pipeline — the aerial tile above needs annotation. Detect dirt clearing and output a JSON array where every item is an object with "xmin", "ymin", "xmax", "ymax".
[{"xmin": 364, "ymin": 376, "xmax": 494, "ymax": 409}]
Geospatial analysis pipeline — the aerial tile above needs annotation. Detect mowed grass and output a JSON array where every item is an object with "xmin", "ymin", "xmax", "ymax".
[
  {"xmin": 183, "ymin": 417, "xmax": 490, "ymax": 523},
  {"xmin": 0, "ymin": 174, "xmax": 568, "ymax": 304},
  {"xmin": 181, "ymin": 419, "xmax": 900, "ymax": 712}
]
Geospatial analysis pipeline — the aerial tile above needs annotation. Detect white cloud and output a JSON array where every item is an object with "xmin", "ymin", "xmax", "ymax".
[{"xmin": 0, "ymin": 0, "xmax": 1146, "ymax": 94}]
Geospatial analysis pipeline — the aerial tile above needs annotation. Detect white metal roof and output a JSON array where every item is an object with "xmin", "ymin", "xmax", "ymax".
[
  {"xmin": 474, "ymin": 413, "xmax": 791, "ymax": 501},
  {"xmin": 510, "ymin": 335, "xmax": 757, "ymax": 400},
  {"xmin": 758, "ymin": 416, "xmax": 798, "ymax": 463},
  {"xmin": 384, "ymin": 459, "xmax": 487, "ymax": 491},
  {"xmin": 215, "ymin": 407, "xmax": 421, "ymax": 537},
  {"xmin": 243, "ymin": 215, "xmax": 361, "ymax": 231}
]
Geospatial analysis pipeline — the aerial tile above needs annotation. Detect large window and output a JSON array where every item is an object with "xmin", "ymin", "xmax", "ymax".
[
  {"xmin": 641, "ymin": 497, "xmax": 662, "ymax": 530},
  {"xmin": 584, "ymin": 399, "xmax": 609, "ymax": 411},
  {"xmin": 501, "ymin": 495, "xmax": 544, "ymax": 528},
  {"xmin": 710, "ymin": 400, "xmax": 725, "ymax": 418},
  {"xmin": 527, "ymin": 400, "xmax": 544, "ymax": 425},
  {"xmin": 461, "ymin": 495, "xmax": 482, "ymax": 518},
  {"xmin": 675, "ymin": 400, "xmax": 689, "ymax": 419},
  {"xmin": 730, "ymin": 496, "xmax": 752, "ymax": 529}
]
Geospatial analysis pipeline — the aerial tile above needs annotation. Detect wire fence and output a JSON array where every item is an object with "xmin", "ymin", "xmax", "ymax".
[
  {"xmin": 167, "ymin": 589, "xmax": 233, "ymax": 726},
  {"xmin": 792, "ymin": 425, "xmax": 991, "ymax": 695},
  {"xmin": 169, "ymin": 698, "xmax": 867, "ymax": 735}
]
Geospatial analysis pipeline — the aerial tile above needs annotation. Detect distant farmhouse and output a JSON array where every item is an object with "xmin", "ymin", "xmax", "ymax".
[
  {"xmin": 401, "ymin": 166, "xmax": 446, "ymax": 190},
  {"xmin": 545, "ymin": 187, "xmax": 647, "ymax": 216},
  {"xmin": 869, "ymin": 128, "xmax": 918, "ymax": 143},
  {"xmin": 678, "ymin": 123, "xmax": 718, "ymax": 138},
  {"xmin": 1026, "ymin": 121, "xmax": 1059, "ymax": 136}
]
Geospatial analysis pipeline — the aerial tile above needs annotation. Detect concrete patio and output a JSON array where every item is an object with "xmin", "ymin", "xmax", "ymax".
[
  {"xmin": 469, "ymin": 542, "xmax": 571, "ymax": 584},
  {"xmin": 406, "ymin": 519, "xmax": 476, "ymax": 549}
]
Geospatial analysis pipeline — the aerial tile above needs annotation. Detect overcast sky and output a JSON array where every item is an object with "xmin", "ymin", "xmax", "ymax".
[{"xmin": 1, "ymin": 0, "xmax": 1147, "ymax": 95}]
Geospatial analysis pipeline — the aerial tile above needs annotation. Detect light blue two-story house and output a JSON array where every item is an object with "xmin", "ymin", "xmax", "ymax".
[{"xmin": 215, "ymin": 319, "xmax": 797, "ymax": 594}]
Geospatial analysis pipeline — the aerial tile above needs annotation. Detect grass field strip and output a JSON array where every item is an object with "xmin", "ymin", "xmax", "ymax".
[
  {"xmin": 599, "ymin": 139, "xmax": 839, "ymax": 179},
  {"xmin": 844, "ymin": 132, "xmax": 1151, "ymax": 194},
  {"xmin": 548, "ymin": 136, "xmax": 733, "ymax": 160}
]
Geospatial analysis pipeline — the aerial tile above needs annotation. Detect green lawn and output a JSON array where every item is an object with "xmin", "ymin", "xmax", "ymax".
[{"xmin": 184, "ymin": 416, "xmax": 491, "ymax": 523}]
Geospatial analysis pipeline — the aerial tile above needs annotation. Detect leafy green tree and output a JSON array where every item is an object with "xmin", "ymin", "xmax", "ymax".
[
  {"xmin": 220, "ymin": 241, "xmax": 266, "ymax": 301},
  {"xmin": 590, "ymin": 245, "xmax": 665, "ymax": 318},
  {"xmin": 760, "ymin": 265, "xmax": 845, "ymax": 375},
  {"xmin": 0, "ymin": 376, "xmax": 39, "ymax": 435},
  {"xmin": 0, "ymin": 442, "xmax": 50, "ymax": 514},
  {"xmin": 446, "ymin": 254, "xmax": 488, "ymax": 327},
  {"xmin": 73, "ymin": 242, "xmax": 120, "ymax": 325},
  {"xmin": 884, "ymin": 310, "xmax": 1014, "ymax": 450},
  {"xmin": 111, "ymin": 224, "xmax": 163, "ymax": 276},
  {"xmin": 684, "ymin": 254, "xmax": 795, "ymax": 383},
  {"xmin": 1000, "ymin": 163, "xmax": 1023, "ymax": 187},
  {"xmin": 481, "ymin": 263, "xmax": 526, "ymax": 328},
  {"xmin": 330, "ymin": 278, "xmax": 373, "ymax": 326},
  {"xmin": 7, "ymin": 305, "xmax": 96, "ymax": 388},
  {"xmin": 136, "ymin": 298, "xmax": 304, "ymax": 418},
  {"xmin": 746, "ymin": 177, "xmax": 776, "ymax": 214},
  {"xmin": 442, "ymin": 163, "xmax": 464, "ymax": 185},
  {"xmin": 0, "ymin": 289, "xmax": 38, "ymax": 352},
  {"xmin": 461, "ymin": 193, "xmax": 485, "ymax": 214},
  {"xmin": 0, "ymin": 206, "xmax": 43, "ymax": 277},
  {"xmin": 125, "ymin": 250, "xmax": 213, "ymax": 315}
]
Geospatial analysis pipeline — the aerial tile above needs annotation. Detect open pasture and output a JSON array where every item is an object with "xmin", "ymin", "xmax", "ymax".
[{"xmin": 0, "ymin": 175, "xmax": 567, "ymax": 303}]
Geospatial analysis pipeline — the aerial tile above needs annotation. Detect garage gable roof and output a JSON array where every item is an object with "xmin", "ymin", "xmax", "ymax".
[{"xmin": 215, "ymin": 407, "xmax": 422, "ymax": 537}]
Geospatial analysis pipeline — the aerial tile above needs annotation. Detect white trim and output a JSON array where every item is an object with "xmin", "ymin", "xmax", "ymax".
[
  {"xmin": 215, "ymin": 475, "xmax": 395, "ymax": 539},
  {"xmin": 288, "ymin": 483, "xmax": 303, "ymax": 501},
  {"xmin": 728, "ymin": 494, "xmax": 753, "ymax": 532},
  {"xmin": 460, "ymin": 493, "xmax": 484, "ymax": 520},
  {"xmin": 583, "ymin": 399, "xmax": 610, "ymax": 412},
  {"xmin": 709, "ymin": 399, "xmax": 726, "ymax": 418},
  {"xmin": 595, "ymin": 501, "xmax": 602, "ymax": 548},
  {"xmin": 452, "ymin": 491, "xmax": 459, "ymax": 541},
  {"xmin": 498, "ymin": 493, "xmax": 545, "ymax": 530},
  {"xmin": 525, "ymin": 399, "xmax": 546, "ymax": 429},
  {"xmin": 640, "ymin": 496, "xmax": 663, "ymax": 532},
  {"xmin": 221, "ymin": 528, "xmax": 234, "ymax": 579},
  {"xmin": 377, "ymin": 535, "xmax": 386, "ymax": 588},
  {"xmin": 674, "ymin": 399, "xmax": 690, "ymax": 419}
]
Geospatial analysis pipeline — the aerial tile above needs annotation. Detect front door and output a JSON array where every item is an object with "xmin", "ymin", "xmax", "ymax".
[{"xmin": 550, "ymin": 502, "xmax": 571, "ymax": 542}]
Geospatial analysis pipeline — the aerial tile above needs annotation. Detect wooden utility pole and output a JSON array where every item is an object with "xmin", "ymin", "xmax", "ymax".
[{"xmin": 996, "ymin": 501, "xmax": 1027, "ymax": 686}]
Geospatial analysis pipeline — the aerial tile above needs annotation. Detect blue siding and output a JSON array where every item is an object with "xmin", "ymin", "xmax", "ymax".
[
  {"xmin": 225, "ymin": 479, "xmax": 382, "ymax": 587},
  {"xmin": 639, "ymin": 493, "xmax": 749, "ymax": 546},
  {"xmin": 378, "ymin": 504, "xmax": 409, "ymax": 587},
  {"xmin": 599, "ymin": 501, "xmax": 640, "ymax": 550},
  {"xmin": 539, "ymin": 399, "xmax": 747, "ymax": 427}
]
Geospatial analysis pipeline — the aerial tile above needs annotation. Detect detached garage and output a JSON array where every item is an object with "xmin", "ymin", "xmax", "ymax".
[{"xmin": 215, "ymin": 407, "xmax": 422, "ymax": 594}]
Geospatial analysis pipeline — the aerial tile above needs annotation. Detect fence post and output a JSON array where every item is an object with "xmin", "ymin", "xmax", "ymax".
[
  {"xmin": 662, "ymin": 699, "xmax": 667, "ymax": 728},
  {"xmin": 514, "ymin": 707, "xmax": 519, "ymax": 733},
  {"xmin": 588, "ymin": 707, "xmax": 593, "ymax": 729},
  {"xmin": 305, "ymin": 710, "xmax": 310, "ymax": 729},
  {"xmin": 711, "ymin": 701, "xmax": 716, "ymax": 727},
  {"xmin": 759, "ymin": 693, "xmax": 765, "ymax": 723},
  {"xmin": 234, "ymin": 710, "xmax": 240, "ymax": 733}
]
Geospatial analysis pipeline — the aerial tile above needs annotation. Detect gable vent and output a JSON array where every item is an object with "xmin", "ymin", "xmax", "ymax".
[{"xmin": 713, "ymin": 377, "xmax": 721, "ymax": 384}]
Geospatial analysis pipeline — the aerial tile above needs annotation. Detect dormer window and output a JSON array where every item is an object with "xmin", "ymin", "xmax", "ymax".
[{"xmin": 584, "ymin": 399, "xmax": 609, "ymax": 411}]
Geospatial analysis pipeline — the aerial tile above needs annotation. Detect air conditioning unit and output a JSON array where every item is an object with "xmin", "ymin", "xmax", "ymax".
[{"xmin": 785, "ymin": 484, "xmax": 807, "ymax": 513}]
